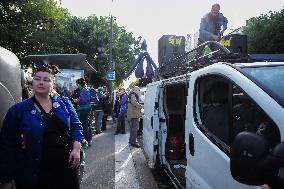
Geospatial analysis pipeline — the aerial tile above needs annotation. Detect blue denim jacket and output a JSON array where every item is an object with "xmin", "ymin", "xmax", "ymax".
[
  {"xmin": 199, "ymin": 12, "xmax": 228, "ymax": 41},
  {"xmin": 0, "ymin": 96, "xmax": 83, "ymax": 187}
]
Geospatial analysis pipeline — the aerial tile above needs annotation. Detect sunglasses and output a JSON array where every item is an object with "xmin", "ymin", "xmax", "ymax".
[{"xmin": 33, "ymin": 63, "xmax": 61, "ymax": 74}]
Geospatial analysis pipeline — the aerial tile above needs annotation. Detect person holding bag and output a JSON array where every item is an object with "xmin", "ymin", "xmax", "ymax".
[{"xmin": 0, "ymin": 64, "xmax": 83, "ymax": 189}]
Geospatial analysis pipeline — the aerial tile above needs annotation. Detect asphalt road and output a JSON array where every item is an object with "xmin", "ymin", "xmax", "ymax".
[{"xmin": 81, "ymin": 123, "xmax": 115, "ymax": 189}]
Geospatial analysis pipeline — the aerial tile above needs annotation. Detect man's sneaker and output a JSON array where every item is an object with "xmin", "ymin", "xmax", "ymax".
[
  {"xmin": 114, "ymin": 132, "xmax": 119, "ymax": 135},
  {"xmin": 121, "ymin": 131, "xmax": 126, "ymax": 134}
]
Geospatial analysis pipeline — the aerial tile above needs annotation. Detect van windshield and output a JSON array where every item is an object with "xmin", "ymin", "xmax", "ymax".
[{"xmin": 242, "ymin": 65, "xmax": 284, "ymax": 106}]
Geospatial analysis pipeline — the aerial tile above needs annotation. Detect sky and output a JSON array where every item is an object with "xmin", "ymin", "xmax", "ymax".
[
  {"xmin": 60, "ymin": 0, "xmax": 283, "ymax": 63},
  {"xmin": 60, "ymin": 0, "xmax": 283, "ymax": 86}
]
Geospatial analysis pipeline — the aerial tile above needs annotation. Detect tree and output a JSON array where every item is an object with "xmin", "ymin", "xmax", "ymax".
[
  {"xmin": 61, "ymin": 15, "xmax": 141, "ymax": 86},
  {"xmin": 243, "ymin": 7, "xmax": 284, "ymax": 53},
  {"xmin": 0, "ymin": 0, "xmax": 142, "ymax": 86},
  {"xmin": 0, "ymin": 0, "xmax": 68, "ymax": 59}
]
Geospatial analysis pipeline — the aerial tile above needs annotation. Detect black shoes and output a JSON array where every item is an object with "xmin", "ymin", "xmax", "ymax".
[
  {"xmin": 131, "ymin": 143, "xmax": 140, "ymax": 148},
  {"xmin": 114, "ymin": 131, "xmax": 126, "ymax": 135},
  {"xmin": 88, "ymin": 140, "xmax": 92, "ymax": 146}
]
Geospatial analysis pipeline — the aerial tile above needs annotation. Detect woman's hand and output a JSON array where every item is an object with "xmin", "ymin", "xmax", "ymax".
[{"xmin": 69, "ymin": 141, "xmax": 81, "ymax": 169}]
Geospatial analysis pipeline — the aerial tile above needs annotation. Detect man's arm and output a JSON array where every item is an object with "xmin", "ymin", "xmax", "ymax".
[
  {"xmin": 220, "ymin": 13, "xmax": 228, "ymax": 36},
  {"xmin": 130, "ymin": 95, "xmax": 143, "ymax": 109}
]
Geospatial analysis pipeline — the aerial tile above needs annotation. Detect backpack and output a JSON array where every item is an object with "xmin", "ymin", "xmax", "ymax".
[
  {"xmin": 89, "ymin": 88, "xmax": 99, "ymax": 106},
  {"xmin": 119, "ymin": 93, "xmax": 128, "ymax": 113}
]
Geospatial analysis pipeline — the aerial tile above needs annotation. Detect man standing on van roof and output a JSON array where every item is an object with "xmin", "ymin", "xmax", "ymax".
[
  {"xmin": 199, "ymin": 3, "xmax": 228, "ymax": 43},
  {"xmin": 196, "ymin": 3, "xmax": 228, "ymax": 58},
  {"xmin": 127, "ymin": 86, "xmax": 143, "ymax": 148}
]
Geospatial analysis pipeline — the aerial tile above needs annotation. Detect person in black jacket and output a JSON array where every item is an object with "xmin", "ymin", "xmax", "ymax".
[{"xmin": 94, "ymin": 87, "xmax": 107, "ymax": 134}]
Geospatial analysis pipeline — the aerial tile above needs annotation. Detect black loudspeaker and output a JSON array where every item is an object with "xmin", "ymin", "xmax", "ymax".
[
  {"xmin": 158, "ymin": 35, "xmax": 185, "ymax": 67},
  {"xmin": 219, "ymin": 34, "xmax": 247, "ymax": 57},
  {"xmin": 138, "ymin": 78, "xmax": 152, "ymax": 87}
]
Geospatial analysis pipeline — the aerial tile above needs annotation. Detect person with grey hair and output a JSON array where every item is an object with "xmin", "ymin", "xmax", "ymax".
[
  {"xmin": 196, "ymin": 3, "xmax": 228, "ymax": 56},
  {"xmin": 199, "ymin": 3, "xmax": 228, "ymax": 42},
  {"xmin": 127, "ymin": 86, "xmax": 143, "ymax": 148}
]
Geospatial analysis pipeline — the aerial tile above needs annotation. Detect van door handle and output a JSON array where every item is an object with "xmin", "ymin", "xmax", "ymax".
[{"xmin": 189, "ymin": 133, "xmax": 195, "ymax": 156}]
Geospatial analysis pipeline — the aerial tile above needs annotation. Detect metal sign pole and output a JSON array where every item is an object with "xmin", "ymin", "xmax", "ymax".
[{"xmin": 108, "ymin": 0, "xmax": 114, "ymax": 95}]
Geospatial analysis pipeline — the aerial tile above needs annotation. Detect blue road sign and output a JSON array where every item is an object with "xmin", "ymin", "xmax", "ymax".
[{"xmin": 106, "ymin": 71, "xmax": 115, "ymax": 80}]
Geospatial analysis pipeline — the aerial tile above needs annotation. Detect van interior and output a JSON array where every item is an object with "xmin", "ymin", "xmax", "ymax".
[{"xmin": 163, "ymin": 83, "xmax": 187, "ymax": 187}]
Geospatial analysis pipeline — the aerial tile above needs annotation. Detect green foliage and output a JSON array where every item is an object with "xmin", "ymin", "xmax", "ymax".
[
  {"xmin": 243, "ymin": 7, "xmax": 284, "ymax": 53},
  {"xmin": 0, "ymin": 0, "xmax": 142, "ymax": 86},
  {"xmin": 128, "ymin": 79, "xmax": 139, "ymax": 90},
  {"xmin": 0, "ymin": 0, "xmax": 68, "ymax": 59}
]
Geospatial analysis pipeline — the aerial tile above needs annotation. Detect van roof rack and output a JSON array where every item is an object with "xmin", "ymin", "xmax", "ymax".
[
  {"xmin": 156, "ymin": 41, "xmax": 284, "ymax": 79},
  {"xmin": 157, "ymin": 41, "xmax": 236, "ymax": 79}
]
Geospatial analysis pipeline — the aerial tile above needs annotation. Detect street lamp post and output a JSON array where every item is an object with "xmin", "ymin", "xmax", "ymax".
[{"xmin": 108, "ymin": 14, "xmax": 114, "ymax": 94}]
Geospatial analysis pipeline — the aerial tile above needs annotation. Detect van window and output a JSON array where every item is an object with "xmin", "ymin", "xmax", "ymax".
[
  {"xmin": 195, "ymin": 75, "xmax": 280, "ymax": 153},
  {"xmin": 232, "ymin": 85, "xmax": 280, "ymax": 148}
]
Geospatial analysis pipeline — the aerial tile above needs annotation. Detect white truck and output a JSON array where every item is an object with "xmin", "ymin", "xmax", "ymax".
[{"xmin": 143, "ymin": 45, "xmax": 284, "ymax": 189}]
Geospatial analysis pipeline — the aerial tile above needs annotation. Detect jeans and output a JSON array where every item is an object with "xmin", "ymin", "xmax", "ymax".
[
  {"xmin": 129, "ymin": 118, "xmax": 139, "ymax": 144},
  {"xmin": 94, "ymin": 111, "xmax": 104, "ymax": 132}
]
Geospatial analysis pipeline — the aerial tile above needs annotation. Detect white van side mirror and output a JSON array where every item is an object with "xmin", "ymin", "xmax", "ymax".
[
  {"xmin": 230, "ymin": 131, "xmax": 284, "ymax": 187},
  {"xmin": 230, "ymin": 132, "xmax": 269, "ymax": 185}
]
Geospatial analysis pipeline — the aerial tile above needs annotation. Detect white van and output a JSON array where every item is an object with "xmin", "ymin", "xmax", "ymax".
[
  {"xmin": 139, "ymin": 87, "xmax": 147, "ymax": 104},
  {"xmin": 143, "ymin": 61, "xmax": 284, "ymax": 189}
]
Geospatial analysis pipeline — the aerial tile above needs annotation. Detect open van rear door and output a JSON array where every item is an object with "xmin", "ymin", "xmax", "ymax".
[{"xmin": 143, "ymin": 82, "xmax": 160, "ymax": 167}]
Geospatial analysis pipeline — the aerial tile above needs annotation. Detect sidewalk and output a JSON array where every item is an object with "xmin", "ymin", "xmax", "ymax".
[
  {"xmin": 115, "ymin": 132, "xmax": 140, "ymax": 189},
  {"xmin": 113, "ymin": 121, "xmax": 158, "ymax": 189},
  {"xmin": 82, "ymin": 120, "xmax": 158, "ymax": 189}
]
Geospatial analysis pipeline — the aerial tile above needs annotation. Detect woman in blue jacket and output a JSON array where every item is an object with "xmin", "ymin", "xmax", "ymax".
[{"xmin": 0, "ymin": 64, "xmax": 83, "ymax": 189}]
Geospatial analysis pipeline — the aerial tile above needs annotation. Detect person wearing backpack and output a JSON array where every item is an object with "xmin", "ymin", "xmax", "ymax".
[
  {"xmin": 88, "ymin": 87, "xmax": 99, "ymax": 135},
  {"xmin": 114, "ymin": 88, "xmax": 128, "ymax": 135},
  {"xmin": 73, "ymin": 78, "xmax": 92, "ymax": 145}
]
